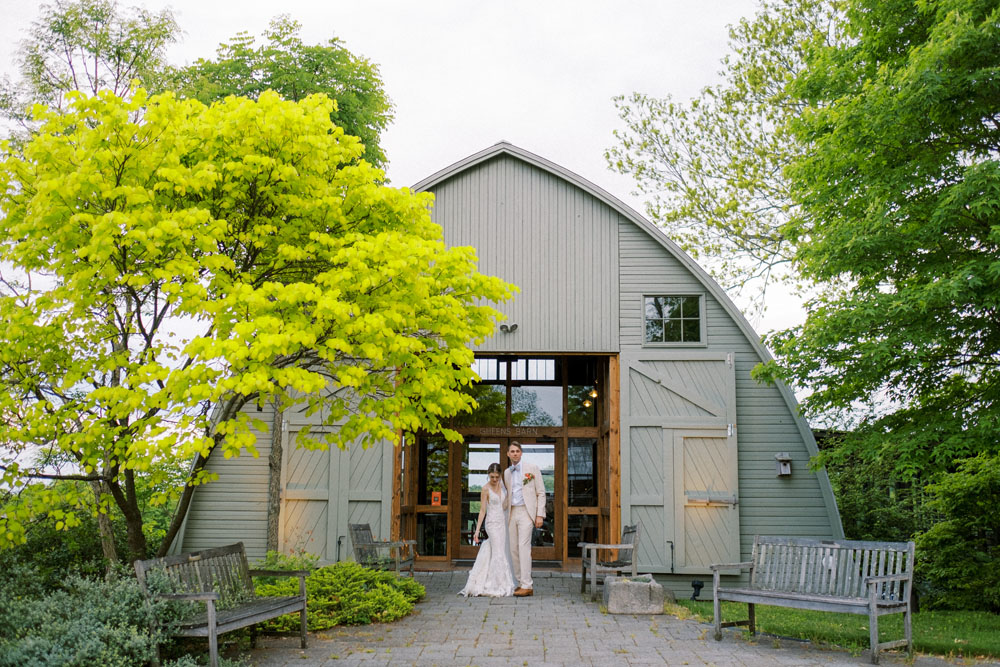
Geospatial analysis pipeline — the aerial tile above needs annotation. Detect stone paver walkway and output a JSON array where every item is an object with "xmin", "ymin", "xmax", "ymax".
[{"xmin": 249, "ymin": 571, "xmax": 997, "ymax": 666}]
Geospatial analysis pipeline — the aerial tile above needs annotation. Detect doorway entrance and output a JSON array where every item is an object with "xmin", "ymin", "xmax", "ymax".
[
  {"xmin": 456, "ymin": 437, "xmax": 556, "ymax": 561},
  {"xmin": 399, "ymin": 355, "xmax": 611, "ymax": 566}
]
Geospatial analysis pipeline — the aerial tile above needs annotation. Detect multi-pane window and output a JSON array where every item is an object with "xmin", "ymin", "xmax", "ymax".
[{"xmin": 644, "ymin": 295, "xmax": 702, "ymax": 344}]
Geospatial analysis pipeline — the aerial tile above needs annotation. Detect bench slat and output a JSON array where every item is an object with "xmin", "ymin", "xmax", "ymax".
[{"xmin": 175, "ymin": 596, "xmax": 306, "ymax": 635}]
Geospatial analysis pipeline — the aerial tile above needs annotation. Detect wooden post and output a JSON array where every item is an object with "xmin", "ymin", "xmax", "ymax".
[
  {"xmin": 608, "ymin": 354, "xmax": 621, "ymax": 544},
  {"xmin": 390, "ymin": 429, "xmax": 403, "ymax": 541}
]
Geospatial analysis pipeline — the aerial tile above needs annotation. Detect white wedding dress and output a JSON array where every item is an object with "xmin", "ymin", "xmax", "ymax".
[{"xmin": 459, "ymin": 487, "xmax": 516, "ymax": 597}]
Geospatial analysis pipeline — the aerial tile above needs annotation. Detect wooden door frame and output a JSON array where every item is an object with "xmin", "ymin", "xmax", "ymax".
[{"xmin": 393, "ymin": 354, "xmax": 620, "ymax": 565}]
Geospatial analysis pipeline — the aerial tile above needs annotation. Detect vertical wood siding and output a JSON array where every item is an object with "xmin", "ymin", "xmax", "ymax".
[
  {"xmin": 427, "ymin": 155, "xmax": 619, "ymax": 353},
  {"xmin": 181, "ymin": 403, "xmax": 394, "ymax": 563}
]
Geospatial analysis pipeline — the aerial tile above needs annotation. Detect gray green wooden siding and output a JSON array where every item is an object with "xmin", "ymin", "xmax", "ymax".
[
  {"xmin": 429, "ymin": 148, "xmax": 841, "ymax": 585},
  {"xmin": 178, "ymin": 404, "xmax": 394, "ymax": 563},
  {"xmin": 178, "ymin": 404, "xmax": 273, "ymax": 558},
  {"xmin": 619, "ymin": 220, "xmax": 841, "ymax": 584},
  {"xmin": 426, "ymin": 154, "xmax": 619, "ymax": 353}
]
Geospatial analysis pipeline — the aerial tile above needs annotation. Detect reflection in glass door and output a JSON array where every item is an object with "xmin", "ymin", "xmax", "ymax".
[
  {"xmin": 515, "ymin": 439, "xmax": 558, "ymax": 561},
  {"xmin": 457, "ymin": 440, "xmax": 502, "ymax": 559},
  {"xmin": 414, "ymin": 435, "xmax": 449, "ymax": 559}
]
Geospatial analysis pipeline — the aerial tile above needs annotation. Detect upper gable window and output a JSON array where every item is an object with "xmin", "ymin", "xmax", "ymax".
[{"xmin": 644, "ymin": 296, "xmax": 703, "ymax": 344}]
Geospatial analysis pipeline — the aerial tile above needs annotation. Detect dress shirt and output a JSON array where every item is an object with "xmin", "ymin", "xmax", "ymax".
[{"xmin": 510, "ymin": 464, "xmax": 525, "ymax": 506}]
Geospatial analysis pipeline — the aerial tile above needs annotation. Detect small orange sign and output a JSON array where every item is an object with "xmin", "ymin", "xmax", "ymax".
[{"xmin": 431, "ymin": 491, "xmax": 442, "ymax": 506}]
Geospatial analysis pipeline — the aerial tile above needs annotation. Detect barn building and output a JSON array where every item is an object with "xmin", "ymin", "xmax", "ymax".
[{"xmin": 171, "ymin": 142, "xmax": 843, "ymax": 595}]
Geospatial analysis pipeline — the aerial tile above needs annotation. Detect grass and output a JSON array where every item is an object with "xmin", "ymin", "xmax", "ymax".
[{"xmin": 674, "ymin": 600, "xmax": 1000, "ymax": 661}]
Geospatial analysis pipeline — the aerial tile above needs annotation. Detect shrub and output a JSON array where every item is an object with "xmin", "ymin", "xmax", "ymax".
[
  {"xmin": 916, "ymin": 453, "xmax": 1000, "ymax": 611},
  {"xmin": 254, "ymin": 561, "xmax": 425, "ymax": 631},
  {"xmin": 0, "ymin": 569, "xmax": 159, "ymax": 667},
  {"xmin": 0, "ymin": 483, "xmax": 127, "ymax": 591}
]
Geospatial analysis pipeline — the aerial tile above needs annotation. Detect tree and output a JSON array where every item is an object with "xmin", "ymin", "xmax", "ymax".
[
  {"xmin": 606, "ymin": 0, "xmax": 843, "ymax": 314},
  {"xmin": 759, "ymin": 0, "xmax": 1000, "ymax": 480},
  {"xmin": 916, "ymin": 454, "xmax": 1000, "ymax": 611},
  {"xmin": 0, "ymin": 0, "xmax": 178, "ymax": 131},
  {"xmin": 166, "ymin": 16, "xmax": 393, "ymax": 170},
  {"xmin": 0, "ymin": 0, "xmax": 179, "ymax": 567},
  {"xmin": 0, "ymin": 89, "xmax": 513, "ymax": 560}
]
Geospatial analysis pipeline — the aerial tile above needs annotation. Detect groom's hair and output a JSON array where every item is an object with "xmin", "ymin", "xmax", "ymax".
[{"xmin": 508, "ymin": 441, "xmax": 522, "ymax": 452}]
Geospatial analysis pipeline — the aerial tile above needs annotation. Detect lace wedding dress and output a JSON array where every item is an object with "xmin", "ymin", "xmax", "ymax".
[{"xmin": 459, "ymin": 488, "xmax": 516, "ymax": 597}]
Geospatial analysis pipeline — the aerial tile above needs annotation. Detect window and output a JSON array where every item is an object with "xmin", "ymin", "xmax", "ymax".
[{"xmin": 644, "ymin": 295, "xmax": 702, "ymax": 344}]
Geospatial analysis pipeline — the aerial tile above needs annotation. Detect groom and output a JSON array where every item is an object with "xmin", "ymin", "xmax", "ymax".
[{"xmin": 504, "ymin": 441, "xmax": 546, "ymax": 597}]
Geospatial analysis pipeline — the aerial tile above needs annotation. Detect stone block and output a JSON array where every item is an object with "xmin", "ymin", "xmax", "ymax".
[{"xmin": 602, "ymin": 575, "xmax": 664, "ymax": 614}]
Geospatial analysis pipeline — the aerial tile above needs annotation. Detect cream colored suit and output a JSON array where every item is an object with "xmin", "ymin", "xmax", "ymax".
[{"xmin": 504, "ymin": 460, "xmax": 547, "ymax": 590}]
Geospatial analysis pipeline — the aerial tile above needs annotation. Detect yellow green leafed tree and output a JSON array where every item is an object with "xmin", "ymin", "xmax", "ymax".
[{"xmin": 0, "ymin": 89, "xmax": 514, "ymax": 560}]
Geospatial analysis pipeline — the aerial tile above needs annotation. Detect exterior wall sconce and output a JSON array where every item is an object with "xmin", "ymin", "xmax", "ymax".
[
  {"xmin": 775, "ymin": 452, "xmax": 792, "ymax": 477},
  {"xmin": 499, "ymin": 323, "xmax": 518, "ymax": 333}
]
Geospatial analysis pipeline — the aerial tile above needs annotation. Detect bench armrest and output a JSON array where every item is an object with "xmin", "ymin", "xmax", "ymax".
[
  {"xmin": 865, "ymin": 573, "xmax": 911, "ymax": 585},
  {"xmin": 248, "ymin": 569, "xmax": 311, "ymax": 578},
  {"xmin": 362, "ymin": 540, "xmax": 413, "ymax": 550},
  {"xmin": 157, "ymin": 592, "xmax": 219, "ymax": 602},
  {"xmin": 709, "ymin": 561, "xmax": 752, "ymax": 572},
  {"xmin": 578, "ymin": 542, "xmax": 635, "ymax": 551}
]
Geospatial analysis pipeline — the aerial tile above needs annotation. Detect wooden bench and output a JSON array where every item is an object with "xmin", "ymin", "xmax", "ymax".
[
  {"xmin": 711, "ymin": 536, "xmax": 914, "ymax": 664},
  {"xmin": 349, "ymin": 523, "xmax": 416, "ymax": 576},
  {"xmin": 134, "ymin": 542, "xmax": 308, "ymax": 667},
  {"xmin": 579, "ymin": 524, "xmax": 640, "ymax": 601}
]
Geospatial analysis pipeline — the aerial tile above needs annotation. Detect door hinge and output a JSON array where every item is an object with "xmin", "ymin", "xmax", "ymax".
[
  {"xmin": 727, "ymin": 424, "xmax": 734, "ymax": 437},
  {"xmin": 726, "ymin": 353, "xmax": 734, "ymax": 368}
]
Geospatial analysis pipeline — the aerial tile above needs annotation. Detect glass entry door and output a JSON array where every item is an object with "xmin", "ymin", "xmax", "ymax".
[
  {"xmin": 453, "ymin": 437, "xmax": 560, "ymax": 561},
  {"xmin": 515, "ymin": 439, "xmax": 558, "ymax": 561},
  {"xmin": 455, "ymin": 439, "xmax": 503, "ymax": 559}
]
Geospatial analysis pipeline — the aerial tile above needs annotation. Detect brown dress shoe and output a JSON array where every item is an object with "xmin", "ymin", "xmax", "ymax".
[{"xmin": 513, "ymin": 588, "xmax": 533, "ymax": 597}]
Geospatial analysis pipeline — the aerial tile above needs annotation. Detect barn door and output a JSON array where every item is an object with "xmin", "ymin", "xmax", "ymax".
[
  {"xmin": 280, "ymin": 434, "xmax": 329, "ymax": 558},
  {"xmin": 672, "ymin": 429, "xmax": 739, "ymax": 572},
  {"xmin": 279, "ymin": 426, "xmax": 390, "ymax": 563},
  {"xmin": 621, "ymin": 351, "xmax": 738, "ymax": 574},
  {"xmin": 279, "ymin": 430, "xmax": 347, "ymax": 561}
]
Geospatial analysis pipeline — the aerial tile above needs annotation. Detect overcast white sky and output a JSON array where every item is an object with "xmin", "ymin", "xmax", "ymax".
[{"xmin": 0, "ymin": 0, "xmax": 804, "ymax": 332}]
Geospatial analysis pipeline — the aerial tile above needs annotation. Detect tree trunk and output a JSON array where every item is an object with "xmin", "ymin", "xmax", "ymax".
[
  {"xmin": 90, "ymin": 480, "xmax": 118, "ymax": 573},
  {"xmin": 266, "ymin": 402, "xmax": 284, "ymax": 553},
  {"xmin": 106, "ymin": 473, "xmax": 148, "ymax": 562},
  {"xmin": 122, "ymin": 469, "xmax": 148, "ymax": 561}
]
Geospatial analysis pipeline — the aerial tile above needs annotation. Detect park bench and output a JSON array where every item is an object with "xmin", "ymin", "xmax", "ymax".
[
  {"xmin": 579, "ymin": 523, "xmax": 640, "ymax": 601},
  {"xmin": 711, "ymin": 535, "xmax": 914, "ymax": 664},
  {"xmin": 349, "ymin": 523, "xmax": 416, "ymax": 576},
  {"xmin": 134, "ymin": 542, "xmax": 308, "ymax": 667}
]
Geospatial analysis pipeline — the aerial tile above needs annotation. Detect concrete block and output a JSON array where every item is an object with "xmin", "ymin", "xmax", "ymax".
[{"xmin": 602, "ymin": 575, "xmax": 664, "ymax": 614}]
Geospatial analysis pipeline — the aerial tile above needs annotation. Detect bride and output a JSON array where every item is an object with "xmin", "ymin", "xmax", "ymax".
[{"xmin": 459, "ymin": 462, "xmax": 516, "ymax": 597}]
